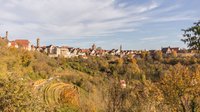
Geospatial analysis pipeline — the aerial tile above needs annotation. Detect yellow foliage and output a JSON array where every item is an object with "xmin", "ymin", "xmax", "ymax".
[{"xmin": 43, "ymin": 82, "xmax": 79, "ymax": 106}]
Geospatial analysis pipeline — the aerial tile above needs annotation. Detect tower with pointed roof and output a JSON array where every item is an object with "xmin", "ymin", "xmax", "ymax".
[
  {"xmin": 5, "ymin": 31, "xmax": 8, "ymax": 40},
  {"xmin": 92, "ymin": 44, "xmax": 96, "ymax": 50},
  {"xmin": 37, "ymin": 38, "xmax": 40, "ymax": 48},
  {"xmin": 120, "ymin": 45, "xmax": 122, "ymax": 52}
]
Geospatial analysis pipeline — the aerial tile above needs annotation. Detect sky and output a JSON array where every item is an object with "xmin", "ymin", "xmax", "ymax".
[{"xmin": 0, "ymin": 0, "xmax": 199, "ymax": 50}]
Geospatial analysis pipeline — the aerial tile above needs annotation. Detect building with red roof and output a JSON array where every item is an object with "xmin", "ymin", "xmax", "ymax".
[{"xmin": 8, "ymin": 39, "xmax": 31, "ymax": 51}]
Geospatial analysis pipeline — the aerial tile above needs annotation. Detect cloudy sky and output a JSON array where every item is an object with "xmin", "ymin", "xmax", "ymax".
[{"xmin": 0, "ymin": 0, "xmax": 199, "ymax": 50}]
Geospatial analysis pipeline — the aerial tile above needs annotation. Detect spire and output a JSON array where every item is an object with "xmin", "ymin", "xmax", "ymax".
[
  {"xmin": 120, "ymin": 45, "xmax": 122, "ymax": 52},
  {"xmin": 92, "ymin": 43, "xmax": 96, "ymax": 50},
  {"xmin": 37, "ymin": 38, "xmax": 40, "ymax": 48},
  {"xmin": 5, "ymin": 31, "xmax": 8, "ymax": 40}
]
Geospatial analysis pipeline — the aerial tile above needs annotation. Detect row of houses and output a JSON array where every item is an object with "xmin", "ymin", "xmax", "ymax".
[
  {"xmin": 38, "ymin": 45, "xmax": 196, "ymax": 59},
  {"xmin": 32, "ymin": 44, "xmax": 150, "ymax": 59},
  {"xmin": 1, "ymin": 31, "xmax": 198, "ymax": 59},
  {"xmin": 33, "ymin": 44, "xmax": 131, "ymax": 58}
]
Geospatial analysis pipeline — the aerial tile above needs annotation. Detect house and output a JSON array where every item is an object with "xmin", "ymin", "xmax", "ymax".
[
  {"xmin": 77, "ymin": 49, "xmax": 87, "ymax": 56},
  {"xmin": 38, "ymin": 46, "xmax": 48, "ymax": 53},
  {"xmin": 14, "ymin": 39, "xmax": 31, "ymax": 50},
  {"xmin": 115, "ymin": 49, "xmax": 121, "ymax": 55},
  {"xmin": 46, "ymin": 45, "xmax": 61, "ymax": 57},
  {"xmin": 90, "ymin": 49, "xmax": 96, "ymax": 56},
  {"xmin": 8, "ymin": 41, "xmax": 19, "ymax": 48},
  {"xmin": 96, "ymin": 50, "xmax": 106, "ymax": 56},
  {"xmin": 70, "ymin": 48, "xmax": 78, "ymax": 57},
  {"xmin": 80, "ymin": 49, "xmax": 90, "ymax": 55},
  {"xmin": 161, "ymin": 46, "xmax": 179, "ymax": 54},
  {"xmin": 59, "ymin": 46, "xmax": 71, "ymax": 58},
  {"xmin": 8, "ymin": 39, "xmax": 31, "ymax": 50},
  {"xmin": 31, "ymin": 45, "xmax": 36, "ymax": 51},
  {"xmin": 149, "ymin": 50, "xmax": 156, "ymax": 57},
  {"xmin": 108, "ymin": 49, "xmax": 121, "ymax": 56},
  {"xmin": 108, "ymin": 49, "xmax": 116, "ymax": 55}
]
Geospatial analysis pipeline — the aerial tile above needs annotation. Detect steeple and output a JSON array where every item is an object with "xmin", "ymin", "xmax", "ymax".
[
  {"xmin": 92, "ymin": 43, "xmax": 96, "ymax": 50},
  {"xmin": 120, "ymin": 45, "xmax": 122, "ymax": 52},
  {"xmin": 36, "ymin": 38, "xmax": 40, "ymax": 48},
  {"xmin": 5, "ymin": 31, "xmax": 8, "ymax": 40}
]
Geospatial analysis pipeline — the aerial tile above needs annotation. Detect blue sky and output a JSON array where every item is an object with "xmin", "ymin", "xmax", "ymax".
[{"xmin": 0, "ymin": 0, "xmax": 199, "ymax": 50}]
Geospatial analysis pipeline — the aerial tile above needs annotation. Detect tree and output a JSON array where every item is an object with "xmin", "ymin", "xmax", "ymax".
[
  {"xmin": 0, "ymin": 74, "xmax": 52, "ymax": 111},
  {"xmin": 96, "ymin": 47, "xmax": 102, "ymax": 50},
  {"xmin": 153, "ymin": 51, "xmax": 163, "ymax": 61},
  {"xmin": 182, "ymin": 20, "xmax": 200, "ymax": 52},
  {"xmin": 171, "ymin": 50, "xmax": 178, "ymax": 58},
  {"xmin": 106, "ymin": 78, "xmax": 128, "ymax": 112},
  {"xmin": 106, "ymin": 78, "xmax": 164, "ymax": 112},
  {"xmin": 0, "ymin": 38, "xmax": 7, "ymax": 47},
  {"xmin": 159, "ymin": 64, "xmax": 200, "ymax": 112}
]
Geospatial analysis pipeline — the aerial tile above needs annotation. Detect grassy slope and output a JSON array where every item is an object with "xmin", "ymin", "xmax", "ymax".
[
  {"xmin": 0, "ymin": 46, "xmax": 107, "ymax": 111},
  {"xmin": 3, "ymin": 43, "xmax": 200, "ymax": 111}
]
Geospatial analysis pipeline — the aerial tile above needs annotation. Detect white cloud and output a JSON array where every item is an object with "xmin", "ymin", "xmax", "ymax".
[
  {"xmin": 0, "ymin": 0, "xmax": 158, "ymax": 41},
  {"xmin": 0, "ymin": 0, "xmax": 198, "ymax": 46},
  {"xmin": 140, "ymin": 36, "xmax": 167, "ymax": 41}
]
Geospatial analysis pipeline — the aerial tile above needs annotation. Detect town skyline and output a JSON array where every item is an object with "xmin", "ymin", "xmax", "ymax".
[
  {"xmin": 0, "ymin": 0, "xmax": 200, "ymax": 50},
  {"xmin": 2, "ymin": 31, "xmax": 192, "ymax": 59},
  {"xmin": 0, "ymin": 30, "xmax": 186, "ymax": 51}
]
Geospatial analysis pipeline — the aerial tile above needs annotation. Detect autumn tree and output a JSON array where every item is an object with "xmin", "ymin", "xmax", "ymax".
[
  {"xmin": 0, "ymin": 74, "xmax": 52, "ymax": 111},
  {"xmin": 182, "ymin": 20, "xmax": 200, "ymax": 52},
  {"xmin": 124, "ymin": 58, "xmax": 141, "ymax": 80},
  {"xmin": 159, "ymin": 64, "xmax": 200, "ymax": 112},
  {"xmin": 153, "ymin": 50, "xmax": 163, "ymax": 61},
  {"xmin": 0, "ymin": 38, "xmax": 7, "ymax": 47},
  {"xmin": 106, "ymin": 78, "xmax": 164, "ymax": 112},
  {"xmin": 106, "ymin": 77, "xmax": 128, "ymax": 112},
  {"xmin": 171, "ymin": 50, "xmax": 178, "ymax": 58},
  {"xmin": 128, "ymin": 80, "xmax": 164, "ymax": 112}
]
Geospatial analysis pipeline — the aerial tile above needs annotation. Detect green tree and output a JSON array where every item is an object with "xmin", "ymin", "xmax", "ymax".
[{"xmin": 182, "ymin": 20, "xmax": 200, "ymax": 52}]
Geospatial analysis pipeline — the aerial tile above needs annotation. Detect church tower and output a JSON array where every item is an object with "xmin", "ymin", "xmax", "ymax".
[
  {"xmin": 120, "ymin": 45, "xmax": 122, "ymax": 52},
  {"xmin": 5, "ymin": 31, "xmax": 8, "ymax": 40},
  {"xmin": 36, "ymin": 38, "xmax": 40, "ymax": 48},
  {"xmin": 92, "ymin": 44, "xmax": 96, "ymax": 50}
]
